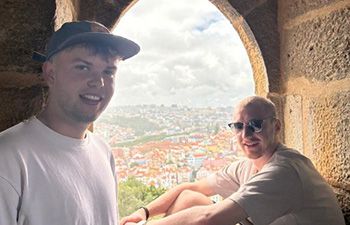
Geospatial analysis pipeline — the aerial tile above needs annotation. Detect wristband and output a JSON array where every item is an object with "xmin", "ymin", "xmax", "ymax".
[
  {"xmin": 139, "ymin": 206, "xmax": 150, "ymax": 220},
  {"xmin": 136, "ymin": 220, "xmax": 147, "ymax": 225}
]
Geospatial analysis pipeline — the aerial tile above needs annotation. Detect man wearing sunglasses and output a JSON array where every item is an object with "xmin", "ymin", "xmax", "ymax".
[{"xmin": 121, "ymin": 96, "xmax": 345, "ymax": 225}]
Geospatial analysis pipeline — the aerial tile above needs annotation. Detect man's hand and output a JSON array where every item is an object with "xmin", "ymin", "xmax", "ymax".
[
  {"xmin": 120, "ymin": 208, "xmax": 147, "ymax": 225},
  {"xmin": 124, "ymin": 222, "xmax": 143, "ymax": 225}
]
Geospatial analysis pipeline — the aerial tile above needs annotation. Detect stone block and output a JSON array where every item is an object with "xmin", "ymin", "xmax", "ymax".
[
  {"xmin": 0, "ymin": 0, "xmax": 55, "ymax": 73},
  {"xmin": 334, "ymin": 187, "xmax": 350, "ymax": 223},
  {"xmin": 304, "ymin": 91, "xmax": 350, "ymax": 219},
  {"xmin": 304, "ymin": 91, "xmax": 349, "ymax": 187},
  {"xmin": 0, "ymin": 86, "xmax": 46, "ymax": 132},
  {"xmin": 266, "ymin": 93, "xmax": 285, "ymax": 140},
  {"xmin": 279, "ymin": 0, "xmax": 340, "ymax": 25},
  {"xmin": 0, "ymin": 72, "xmax": 44, "ymax": 88},
  {"xmin": 281, "ymin": 7, "xmax": 350, "ymax": 82},
  {"xmin": 283, "ymin": 95, "xmax": 303, "ymax": 152}
]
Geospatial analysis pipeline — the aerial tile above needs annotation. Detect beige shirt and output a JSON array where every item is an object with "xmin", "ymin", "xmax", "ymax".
[{"xmin": 207, "ymin": 144, "xmax": 345, "ymax": 225}]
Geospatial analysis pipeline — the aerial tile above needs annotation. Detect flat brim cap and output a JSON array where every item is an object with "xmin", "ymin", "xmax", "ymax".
[
  {"xmin": 47, "ymin": 32, "xmax": 140, "ymax": 60},
  {"xmin": 33, "ymin": 21, "xmax": 140, "ymax": 62}
]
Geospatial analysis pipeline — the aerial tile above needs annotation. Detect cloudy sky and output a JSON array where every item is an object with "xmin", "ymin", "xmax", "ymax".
[{"xmin": 111, "ymin": 0, "xmax": 254, "ymax": 108}]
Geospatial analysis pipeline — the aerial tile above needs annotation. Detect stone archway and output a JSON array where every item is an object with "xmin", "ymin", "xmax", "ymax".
[
  {"xmin": 209, "ymin": 0, "xmax": 269, "ymax": 97},
  {"xmin": 116, "ymin": 0, "xmax": 275, "ymax": 98}
]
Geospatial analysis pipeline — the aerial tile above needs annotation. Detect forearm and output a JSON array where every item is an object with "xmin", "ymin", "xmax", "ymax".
[
  {"xmin": 146, "ymin": 205, "xmax": 209, "ymax": 225},
  {"xmin": 145, "ymin": 199, "xmax": 247, "ymax": 225}
]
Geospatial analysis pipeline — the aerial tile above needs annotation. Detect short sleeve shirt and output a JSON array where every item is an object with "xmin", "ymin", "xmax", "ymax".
[
  {"xmin": 206, "ymin": 145, "xmax": 345, "ymax": 225},
  {"xmin": 0, "ymin": 117, "xmax": 119, "ymax": 225}
]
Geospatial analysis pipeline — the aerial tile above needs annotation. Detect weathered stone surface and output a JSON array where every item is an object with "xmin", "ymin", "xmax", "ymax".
[
  {"xmin": 267, "ymin": 93, "xmax": 285, "ymax": 141},
  {"xmin": 0, "ymin": 85, "xmax": 47, "ymax": 132},
  {"xmin": 303, "ymin": 91, "xmax": 350, "ymax": 220},
  {"xmin": 0, "ymin": 72, "xmax": 44, "ymax": 88},
  {"xmin": 0, "ymin": 0, "xmax": 55, "ymax": 74},
  {"xmin": 54, "ymin": 0, "xmax": 79, "ymax": 29},
  {"xmin": 244, "ymin": 0, "xmax": 281, "ymax": 93},
  {"xmin": 228, "ymin": 0, "xmax": 264, "ymax": 16},
  {"xmin": 283, "ymin": 94, "xmax": 303, "ymax": 152},
  {"xmin": 0, "ymin": 73, "xmax": 46, "ymax": 132},
  {"xmin": 305, "ymin": 91, "xmax": 350, "ymax": 187},
  {"xmin": 334, "ymin": 187, "xmax": 350, "ymax": 224},
  {"xmin": 281, "ymin": 7, "xmax": 350, "ymax": 82},
  {"xmin": 78, "ymin": 0, "xmax": 135, "ymax": 28},
  {"xmin": 279, "ymin": 0, "xmax": 341, "ymax": 24}
]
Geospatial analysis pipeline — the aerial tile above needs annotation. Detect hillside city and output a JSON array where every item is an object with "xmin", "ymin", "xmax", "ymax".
[{"xmin": 95, "ymin": 105, "xmax": 243, "ymax": 189}]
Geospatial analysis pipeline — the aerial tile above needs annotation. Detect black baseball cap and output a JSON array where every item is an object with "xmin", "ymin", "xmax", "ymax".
[{"xmin": 33, "ymin": 20, "xmax": 140, "ymax": 62}]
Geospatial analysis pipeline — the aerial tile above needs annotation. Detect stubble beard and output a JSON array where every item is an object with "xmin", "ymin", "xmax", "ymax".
[
  {"xmin": 240, "ymin": 143, "xmax": 263, "ymax": 159},
  {"xmin": 61, "ymin": 101, "xmax": 102, "ymax": 124},
  {"xmin": 71, "ymin": 109, "xmax": 99, "ymax": 123},
  {"xmin": 54, "ymin": 87, "xmax": 112, "ymax": 125}
]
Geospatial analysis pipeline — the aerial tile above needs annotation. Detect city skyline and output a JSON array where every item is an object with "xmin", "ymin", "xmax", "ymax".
[{"xmin": 95, "ymin": 104, "xmax": 240, "ymax": 189}]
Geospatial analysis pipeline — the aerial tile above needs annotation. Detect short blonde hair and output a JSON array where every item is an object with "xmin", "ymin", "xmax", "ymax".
[{"xmin": 236, "ymin": 96, "xmax": 277, "ymax": 117}]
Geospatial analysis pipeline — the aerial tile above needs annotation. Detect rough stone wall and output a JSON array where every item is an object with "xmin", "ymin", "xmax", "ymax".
[
  {"xmin": 279, "ymin": 0, "xmax": 350, "ymax": 222},
  {"xmin": 0, "ymin": 0, "xmax": 55, "ymax": 131}
]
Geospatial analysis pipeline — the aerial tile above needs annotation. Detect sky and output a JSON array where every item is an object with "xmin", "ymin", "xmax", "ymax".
[{"xmin": 111, "ymin": 0, "xmax": 254, "ymax": 108}]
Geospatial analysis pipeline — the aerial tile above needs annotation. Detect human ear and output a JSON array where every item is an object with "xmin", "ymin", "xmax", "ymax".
[
  {"xmin": 274, "ymin": 119, "xmax": 281, "ymax": 132},
  {"xmin": 42, "ymin": 61, "xmax": 55, "ymax": 87}
]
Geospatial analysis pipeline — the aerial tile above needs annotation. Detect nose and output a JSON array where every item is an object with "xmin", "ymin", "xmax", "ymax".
[
  {"xmin": 87, "ymin": 74, "xmax": 104, "ymax": 88},
  {"xmin": 242, "ymin": 125, "xmax": 254, "ymax": 138}
]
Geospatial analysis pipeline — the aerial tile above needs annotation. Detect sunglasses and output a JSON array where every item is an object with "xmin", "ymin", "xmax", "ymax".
[{"xmin": 228, "ymin": 117, "xmax": 275, "ymax": 133}]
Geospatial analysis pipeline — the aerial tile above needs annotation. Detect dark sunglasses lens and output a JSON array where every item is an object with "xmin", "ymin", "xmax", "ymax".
[
  {"xmin": 233, "ymin": 122, "xmax": 244, "ymax": 130},
  {"xmin": 249, "ymin": 119, "xmax": 263, "ymax": 131}
]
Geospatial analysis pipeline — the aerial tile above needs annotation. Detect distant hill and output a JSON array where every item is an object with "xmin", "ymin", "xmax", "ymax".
[{"xmin": 98, "ymin": 115, "xmax": 160, "ymax": 136}]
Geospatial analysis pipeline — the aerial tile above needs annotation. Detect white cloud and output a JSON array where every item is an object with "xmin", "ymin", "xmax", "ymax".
[{"xmin": 112, "ymin": 0, "xmax": 254, "ymax": 107}]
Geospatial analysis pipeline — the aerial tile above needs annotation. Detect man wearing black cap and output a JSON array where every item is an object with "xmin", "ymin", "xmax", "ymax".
[{"xmin": 0, "ymin": 21, "xmax": 140, "ymax": 225}]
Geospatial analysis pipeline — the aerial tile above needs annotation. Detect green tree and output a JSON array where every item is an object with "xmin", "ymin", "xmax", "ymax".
[{"xmin": 118, "ymin": 177, "xmax": 167, "ymax": 218}]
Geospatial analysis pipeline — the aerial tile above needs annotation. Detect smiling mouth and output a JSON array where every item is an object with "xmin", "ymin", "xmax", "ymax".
[
  {"xmin": 80, "ymin": 94, "xmax": 103, "ymax": 105},
  {"xmin": 243, "ymin": 142, "xmax": 259, "ymax": 147}
]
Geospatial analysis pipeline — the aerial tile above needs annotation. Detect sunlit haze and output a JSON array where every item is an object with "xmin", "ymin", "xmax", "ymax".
[{"xmin": 110, "ymin": 0, "xmax": 254, "ymax": 108}]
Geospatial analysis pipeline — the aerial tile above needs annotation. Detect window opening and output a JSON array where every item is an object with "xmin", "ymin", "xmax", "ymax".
[{"xmin": 95, "ymin": 0, "xmax": 254, "ymax": 217}]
